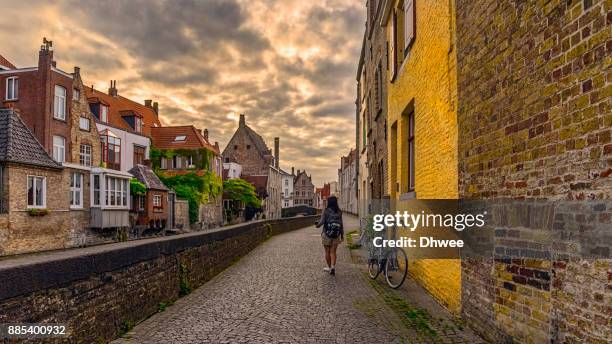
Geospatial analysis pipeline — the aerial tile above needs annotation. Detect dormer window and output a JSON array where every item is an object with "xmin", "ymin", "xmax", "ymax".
[
  {"xmin": 174, "ymin": 135, "xmax": 186, "ymax": 142},
  {"xmin": 121, "ymin": 111, "xmax": 143, "ymax": 133},
  {"xmin": 100, "ymin": 105, "xmax": 108, "ymax": 123},
  {"xmin": 134, "ymin": 116, "xmax": 143, "ymax": 133}
]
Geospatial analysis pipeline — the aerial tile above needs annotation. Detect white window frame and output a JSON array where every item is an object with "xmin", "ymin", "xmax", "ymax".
[
  {"xmin": 53, "ymin": 135, "xmax": 65, "ymax": 163},
  {"xmin": 139, "ymin": 195, "xmax": 146, "ymax": 211},
  {"xmin": 73, "ymin": 88, "xmax": 80, "ymax": 101},
  {"xmin": 134, "ymin": 116, "xmax": 143, "ymax": 133},
  {"xmin": 80, "ymin": 144, "xmax": 92, "ymax": 166},
  {"xmin": 104, "ymin": 176, "xmax": 129, "ymax": 208},
  {"xmin": 404, "ymin": 0, "xmax": 415, "ymax": 54},
  {"xmin": 100, "ymin": 105, "xmax": 108, "ymax": 123},
  {"xmin": 54, "ymin": 85, "xmax": 67, "ymax": 120},
  {"xmin": 27, "ymin": 175, "xmax": 46, "ymax": 209},
  {"xmin": 70, "ymin": 172, "xmax": 83, "ymax": 209},
  {"xmin": 92, "ymin": 175, "xmax": 100, "ymax": 206},
  {"xmin": 153, "ymin": 194, "xmax": 162, "ymax": 207},
  {"xmin": 79, "ymin": 116, "xmax": 90, "ymax": 131},
  {"xmin": 5, "ymin": 77, "xmax": 18, "ymax": 101}
]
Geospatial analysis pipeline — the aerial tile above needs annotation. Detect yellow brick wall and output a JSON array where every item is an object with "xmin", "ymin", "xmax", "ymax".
[{"xmin": 385, "ymin": 0, "xmax": 461, "ymax": 313}]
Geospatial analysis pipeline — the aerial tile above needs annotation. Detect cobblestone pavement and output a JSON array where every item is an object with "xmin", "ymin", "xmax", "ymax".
[{"xmin": 114, "ymin": 216, "xmax": 482, "ymax": 343}]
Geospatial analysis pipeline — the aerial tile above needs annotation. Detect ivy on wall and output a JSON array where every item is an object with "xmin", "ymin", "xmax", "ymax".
[
  {"xmin": 150, "ymin": 148, "xmax": 212, "ymax": 171},
  {"xmin": 158, "ymin": 172, "xmax": 223, "ymax": 224},
  {"xmin": 130, "ymin": 178, "xmax": 147, "ymax": 196}
]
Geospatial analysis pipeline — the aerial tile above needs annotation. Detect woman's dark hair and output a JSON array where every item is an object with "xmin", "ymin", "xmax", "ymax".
[{"xmin": 327, "ymin": 196, "xmax": 340, "ymax": 213}]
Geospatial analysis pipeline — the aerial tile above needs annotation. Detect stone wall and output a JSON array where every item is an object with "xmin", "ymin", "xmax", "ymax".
[
  {"xmin": 0, "ymin": 215, "xmax": 317, "ymax": 344},
  {"xmin": 174, "ymin": 199, "xmax": 189, "ymax": 230},
  {"xmin": 456, "ymin": 0, "xmax": 611, "ymax": 342},
  {"xmin": 197, "ymin": 198, "xmax": 223, "ymax": 230}
]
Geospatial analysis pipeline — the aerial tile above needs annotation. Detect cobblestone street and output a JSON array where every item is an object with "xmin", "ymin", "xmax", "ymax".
[{"xmin": 113, "ymin": 216, "xmax": 480, "ymax": 343}]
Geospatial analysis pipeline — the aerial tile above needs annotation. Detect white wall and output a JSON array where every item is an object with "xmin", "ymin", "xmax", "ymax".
[
  {"xmin": 96, "ymin": 123, "xmax": 150, "ymax": 173},
  {"xmin": 281, "ymin": 173, "xmax": 294, "ymax": 208},
  {"xmin": 223, "ymin": 162, "xmax": 242, "ymax": 179}
]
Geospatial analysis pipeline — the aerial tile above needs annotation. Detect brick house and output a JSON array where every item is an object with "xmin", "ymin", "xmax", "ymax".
[
  {"xmin": 85, "ymin": 82, "xmax": 160, "ymax": 172},
  {"xmin": 362, "ymin": 0, "xmax": 389, "ymax": 211},
  {"xmin": 0, "ymin": 109, "xmax": 66, "ymax": 255},
  {"xmin": 338, "ymin": 149, "xmax": 357, "ymax": 214},
  {"xmin": 293, "ymin": 170, "xmax": 315, "ymax": 207},
  {"xmin": 128, "ymin": 164, "xmax": 169, "ymax": 230},
  {"xmin": 222, "ymin": 114, "xmax": 282, "ymax": 220},
  {"xmin": 151, "ymin": 125, "xmax": 223, "ymax": 229}
]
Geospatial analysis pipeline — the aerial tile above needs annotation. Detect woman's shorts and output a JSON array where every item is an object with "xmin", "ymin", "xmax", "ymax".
[{"xmin": 321, "ymin": 233, "xmax": 342, "ymax": 246}]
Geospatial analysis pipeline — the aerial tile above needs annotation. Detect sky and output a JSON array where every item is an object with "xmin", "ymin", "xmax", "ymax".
[{"xmin": 0, "ymin": 0, "xmax": 365, "ymax": 186}]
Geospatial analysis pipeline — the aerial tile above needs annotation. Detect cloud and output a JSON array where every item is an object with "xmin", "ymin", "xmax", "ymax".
[{"xmin": 0, "ymin": 0, "xmax": 365, "ymax": 185}]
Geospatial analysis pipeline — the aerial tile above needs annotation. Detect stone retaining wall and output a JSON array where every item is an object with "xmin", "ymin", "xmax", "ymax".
[{"xmin": 0, "ymin": 215, "xmax": 317, "ymax": 344}]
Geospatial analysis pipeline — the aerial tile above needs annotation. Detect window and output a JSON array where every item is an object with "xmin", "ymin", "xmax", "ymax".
[
  {"xmin": 100, "ymin": 132, "xmax": 121, "ymax": 170},
  {"xmin": 79, "ymin": 117, "xmax": 90, "ymax": 131},
  {"xmin": 54, "ymin": 85, "xmax": 67, "ymax": 120},
  {"xmin": 174, "ymin": 135, "xmax": 186, "ymax": 142},
  {"xmin": 285, "ymin": 180, "xmax": 288, "ymax": 186},
  {"xmin": 105, "ymin": 176, "xmax": 128, "ymax": 207},
  {"xmin": 73, "ymin": 88, "xmax": 80, "ymax": 100},
  {"xmin": 70, "ymin": 173, "xmax": 83, "ymax": 209},
  {"xmin": 187, "ymin": 156, "xmax": 194, "ymax": 167},
  {"xmin": 5, "ymin": 77, "xmax": 18, "ymax": 100},
  {"xmin": 404, "ymin": 0, "xmax": 415, "ymax": 55},
  {"xmin": 134, "ymin": 145, "xmax": 145, "ymax": 166},
  {"xmin": 161, "ymin": 158, "xmax": 168, "ymax": 169},
  {"xmin": 407, "ymin": 111, "xmax": 415, "ymax": 191},
  {"xmin": 138, "ymin": 195, "xmax": 145, "ymax": 211},
  {"xmin": 100, "ymin": 105, "xmax": 108, "ymax": 123},
  {"xmin": 234, "ymin": 145, "xmax": 238, "ymax": 150},
  {"xmin": 376, "ymin": 63, "xmax": 383, "ymax": 112},
  {"xmin": 134, "ymin": 116, "xmax": 143, "ymax": 133},
  {"xmin": 246, "ymin": 145, "xmax": 251, "ymax": 149},
  {"xmin": 27, "ymin": 176, "xmax": 45, "ymax": 208},
  {"xmin": 53, "ymin": 136, "xmax": 65, "ymax": 162},
  {"xmin": 172, "ymin": 156, "xmax": 182, "ymax": 169},
  {"xmin": 93, "ymin": 175, "xmax": 100, "ymax": 206},
  {"xmin": 80, "ymin": 144, "xmax": 92, "ymax": 166},
  {"xmin": 390, "ymin": 9, "xmax": 398, "ymax": 80},
  {"xmin": 153, "ymin": 195, "xmax": 162, "ymax": 208}
]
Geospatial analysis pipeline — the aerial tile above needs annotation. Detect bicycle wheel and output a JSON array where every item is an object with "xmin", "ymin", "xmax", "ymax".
[
  {"xmin": 368, "ymin": 259, "xmax": 380, "ymax": 279},
  {"xmin": 385, "ymin": 248, "xmax": 408, "ymax": 289}
]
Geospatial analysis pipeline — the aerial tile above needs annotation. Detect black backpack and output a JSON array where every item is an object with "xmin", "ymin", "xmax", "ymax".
[{"xmin": 324, "ymin": 210, "xmax": 343, "ymax": 239}]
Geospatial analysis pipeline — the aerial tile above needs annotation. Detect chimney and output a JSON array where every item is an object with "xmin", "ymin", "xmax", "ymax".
[
  {"xmin": 108, "ymin": 80, "xmax": 118, "ymax": 97},
  {"xmin": 73, "ymin": 66, "xmax": 80, "ymax": 77},
  {"xmin": 144, "ymin": 99, "xmax": 152, "ymax": 108},
  {"xmin": 153, "ymin": 102, "xmax": 159, "ymax": 116},
  {"xmin": 239, "ymin": 114, "xmax": 246, "ymax": 128},
  {"xmin": 203, "ymin": 128, "xmax": 209, "ymax": 141},
  {"xmin": 274, "ymin": 137, "xmax": 279, "ymax": 168},
  {"xmin": 291, "ymin": 167, "xmax": 295, "ymax": 176},
  {"xmin": 38, "ymin": 37, "xmax": 54, "ymax": 70},
  {"xmin": 297, "ymin": 169, "xmax": 301, "ymax": 175}
]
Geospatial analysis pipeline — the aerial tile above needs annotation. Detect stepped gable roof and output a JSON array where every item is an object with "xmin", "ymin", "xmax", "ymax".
[{"xmin": 0, "ymin": 109, "xmax": 62, "ymax": 169}]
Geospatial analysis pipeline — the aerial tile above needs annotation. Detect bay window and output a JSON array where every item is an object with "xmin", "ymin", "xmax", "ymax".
[
  {"xmin": 100, "ymin": 131, "xmax": 121, "ymax": 170},
  {"xmin": 93, "ymin": 175, "xmax": 100, "ymax": 206},
  {"xmin": 105, "ymin": 176, "xmax": 128, "ymax": 207},
  {"xmin": 54, "ymin": 85, "xmax": 67, "ymax": 120}
]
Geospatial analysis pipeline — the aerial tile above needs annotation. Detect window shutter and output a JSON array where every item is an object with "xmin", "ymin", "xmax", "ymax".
[
  {"xmin": 390, "ymin": 10, "xmax": 397, "ymax": 80},
  {"xmin": 404, "ymin": 0, "xmax": 415, "ymax": 51}
]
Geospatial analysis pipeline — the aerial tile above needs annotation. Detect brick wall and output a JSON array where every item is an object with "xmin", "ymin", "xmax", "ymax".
[
  {"xmin": 384, "ymin": 0, "xmax": 461, "ymax": 313},
  {"xmin": 0, "ymin": 216, "xmax": 317, "ymax": 344},
  {"xmin": 70, "ymin": 70, "xmax": 101, "ymax": 167},
  {"xmin": 456, "ymin": 0, "xmax": 611, "ymax": 342}
]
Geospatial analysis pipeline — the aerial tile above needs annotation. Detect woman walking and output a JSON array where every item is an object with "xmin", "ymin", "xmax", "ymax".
[{"xmin": 316, "ymin": 196, "xmax": 343, "ymax": 275}]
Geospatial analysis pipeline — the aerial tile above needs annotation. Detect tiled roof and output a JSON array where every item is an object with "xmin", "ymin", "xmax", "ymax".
[
  {"xmin": 0, "ymin": 109, "xmax": 62, "ymax": 169},
  {"xmin": 0, "ymin": 54, "xmax": 16, "ymax": 69},
  {"xmin": 85, "ymin": 87, "xmax": 162, "ymax": 136},
  {"xmin": 150, "ymin": 126, "xmax": 219, "ymax": 155},
  {"xmin": 129, "ymin": 164, "xmax": 169, "ymax": 191}
]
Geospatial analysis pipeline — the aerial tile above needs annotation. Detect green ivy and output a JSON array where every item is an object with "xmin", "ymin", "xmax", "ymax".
[
  {"xmin": 150, "ymin": 148, "xmax": 213, "ymax": 171},
  {"xmin": 130, "ymin": 178, "xmax": 147, "ymax": 196},
  {"xmin": 158, "ymin": 171, "xmax": 223, "ymax": 224}
]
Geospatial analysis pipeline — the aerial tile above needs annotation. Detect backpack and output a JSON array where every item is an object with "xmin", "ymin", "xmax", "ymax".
[{"xmin": 324, "ymin": 210, "xmax": 343, "ymax": 239}]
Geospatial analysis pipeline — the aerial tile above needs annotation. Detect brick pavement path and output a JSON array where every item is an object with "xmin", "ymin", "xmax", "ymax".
[{"xmin": 113, "ymin": 216, "xmax": 482, "ymax": 343}]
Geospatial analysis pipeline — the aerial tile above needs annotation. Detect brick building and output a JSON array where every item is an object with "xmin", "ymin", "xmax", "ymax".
[
  {"xmin": 128, "ymin": 164, "xmax": 169, "ymax": 230},
  {"xmin": 338, "ymin": 149, "xmax": 357, "ymax": 214},
  {"xmin": 222, "ymin": 114, "xmax": 282, "ymax": 219},
  {"xmin": 381, "ymin": 0, "xmax": 461, "ymax": 314},
  {"xmin": 362, "ymin": 0, "xmax": 389, "ymax": 211},
  {"xmin": 293, "ymin": 170, "xmax": 315, "ymax": 207},
  {"xmin": 151, "ymin": 125, "xmax": 223, "ymax": 229},
  {"xmin": 456, "ymin": 0, "xmax": 611, "ymax": 342},
  {"xmin": 356, "ymin": 34, "xmax": 370, "ymax": 219}
]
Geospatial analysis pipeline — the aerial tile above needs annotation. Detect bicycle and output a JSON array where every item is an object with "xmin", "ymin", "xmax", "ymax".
[{"xmin": 367, "ymin": 245, "xmax": 408, "ymax": 289}]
